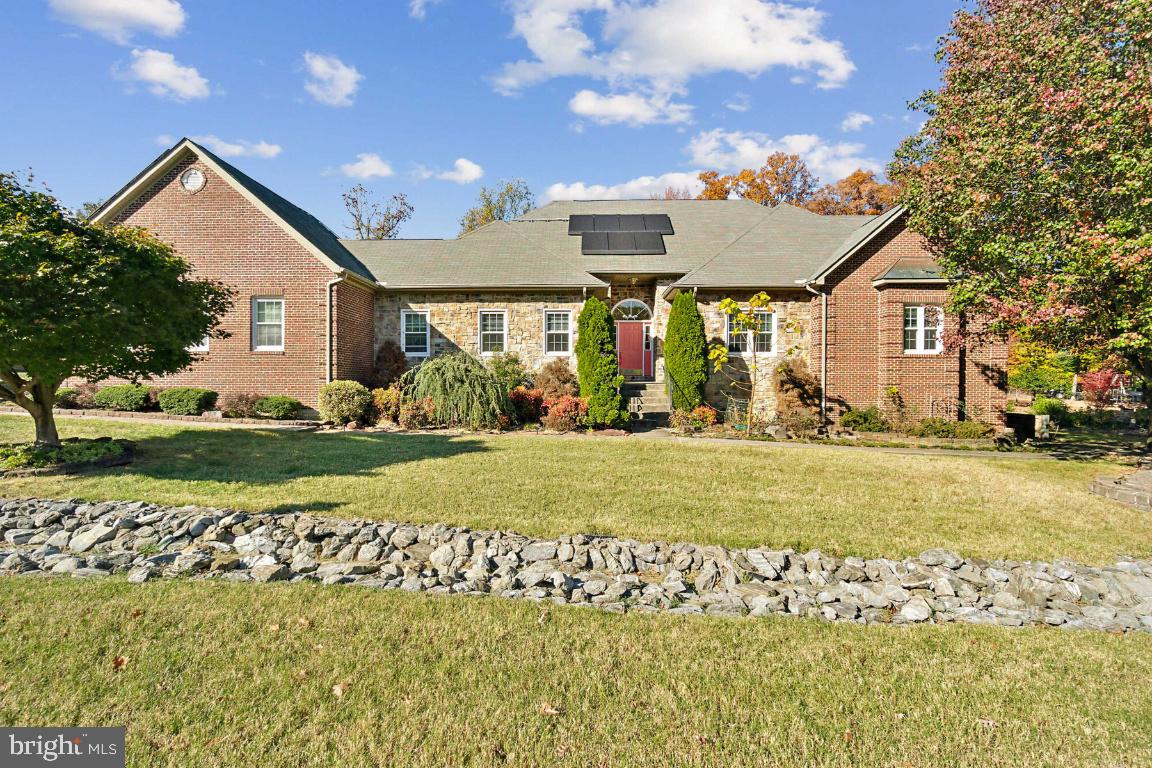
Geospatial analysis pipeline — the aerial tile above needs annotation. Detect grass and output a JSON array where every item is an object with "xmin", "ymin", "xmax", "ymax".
[
  {"xmin": 1, "ymin": 576, "xmax": 1149, "ymax": 767},
  {"xmin": 0, "ymin": 415, "xmax": 1149, "ymax": 564}
]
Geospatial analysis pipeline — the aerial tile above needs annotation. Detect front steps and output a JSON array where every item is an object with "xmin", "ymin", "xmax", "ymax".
[{"xmin": 622, "ymin": 381, "xmax": 670, "ymax": 428}]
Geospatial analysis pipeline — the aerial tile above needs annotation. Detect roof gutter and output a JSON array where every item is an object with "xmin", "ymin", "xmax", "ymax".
[{"xmin": 804, "ymin": 281, "xmax": 828, "ymax": 424}]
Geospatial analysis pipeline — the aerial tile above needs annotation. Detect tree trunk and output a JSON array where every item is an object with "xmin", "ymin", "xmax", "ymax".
[{"xmin": 32, "ymin": 405, "xmax": 61, "ymax": 448}]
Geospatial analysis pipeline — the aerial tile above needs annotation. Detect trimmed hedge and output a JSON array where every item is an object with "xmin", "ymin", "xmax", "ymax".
[
  {"xmin": 93, "ymin": 385, "xmax": 150, "ymax": 412},
  {"xmin": 256, "ymin": 395, "xmax": 302, "ymax": 420},
  {"xmin": 664, "ymin": 291, "xmax": 708, "ymax": 410},
  {"xmin": 575, "ymin": 297, "xmax": 628, "ymax": 428},
  {"xmin": 318, "ymin": 380, "xmax": 372, "ymax": 424},
  {"xmin": 157, "ymin": 387, "xmax": 218, "ymax": 416}
]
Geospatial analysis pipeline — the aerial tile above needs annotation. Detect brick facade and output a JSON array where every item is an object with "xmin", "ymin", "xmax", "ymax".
[
  {"xmin": 94, "ymin": 153, "xmax": 347, "ymax": 408},
  {"xmin": 810, "ymin": 223, "xmax": 1008, "ymax": 422}
]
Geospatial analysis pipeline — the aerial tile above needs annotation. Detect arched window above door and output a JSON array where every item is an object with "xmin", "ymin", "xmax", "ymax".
[{"xmin": 612, "ymin": 299, "xmax": 652, "ymax": 321}]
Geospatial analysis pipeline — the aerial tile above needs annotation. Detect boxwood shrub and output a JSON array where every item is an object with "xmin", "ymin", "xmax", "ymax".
[
  {"xmin": 93, "ymin": 385, "xmax": 150, "ymax": 412},
  {"xmin": 256, "ymin": 395, "xmax": 302, "ymax": 420},
  {"xmin": 157, "ymin": 387, "xmax": 218, "ymax": 416},
  {"xmin": 318, "ymin": 380, "xmax": 372, "ymax": 424}
]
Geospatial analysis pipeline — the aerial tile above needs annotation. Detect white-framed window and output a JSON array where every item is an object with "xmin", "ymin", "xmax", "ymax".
[
  {"xmin": 543, "ymin": 310, "xmax": 572, "ymax": 355},
  {"xmin": 754, "ymin": 310, "xmax": 776, "ymax": 354},
  {"xmin": 726, "ymin": 310, "xmax": 776, "ymax": 355},
  {"xmin": 903, "ymin": 305, "xmax": 943, "ymax": 354},
  {"xmin": 478, "ymin": 310, "xmax": 507, "ymax": 355},
  {"xmin": 400, "ymin": 310, "xmax": 430, "ymax": 356},
  {"xmin": 252, "ymin": 297, "xmax": 284, "ymax": 352},
  {"xmin": 189, "ymin": 335, "xmax": 210, "ymax": 353}
]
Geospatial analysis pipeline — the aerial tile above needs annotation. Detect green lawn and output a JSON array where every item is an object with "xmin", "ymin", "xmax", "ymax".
[
  {"xmin": 1, "ymin": 577, "xmax": 1148, "ymax": 768},
  {"xmin": 1, "ymin": 414, "xmax": 1149, "ymax": 563}
]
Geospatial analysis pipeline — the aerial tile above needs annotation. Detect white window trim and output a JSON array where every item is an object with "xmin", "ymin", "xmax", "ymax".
[
  {"xmin": 189, "ymin": 336, "xmax": 210, "ymax": 353},
  {"xmin": 542, "ymin": 309, "xmax": 573, "ymax": 356},
  {"xmin": 903, "ymin": 304, "xmax": 944, "ymax": 355},
  {"xmin": 400, "ymin": 309, "xmax": 430, "ymax": 357},
  {"xmin": 725, "ymin": 309, "xmax": 778, "ymax": 357},
  {"xmin": 478, "ymin": 309, "xmax": 508, "ymax": 356},
  {"xmin": 252, "ymin": 297, "xmax": 285, "ymax": 352}
]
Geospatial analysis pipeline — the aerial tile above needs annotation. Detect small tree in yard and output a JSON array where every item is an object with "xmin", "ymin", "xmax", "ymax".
[
  {"xmin": 891, "ymin": 0, "xmax": 1152, "ymax": 414},
  {"xmin": 0, "ymin": 172, "xmax": 231, "ymax": 447},
  {"xmin": 575, "ymin": 297, "xmax": 628, "ymax": 428},
  {"xmin": 663, "ymin": 291, "xmax": 708, "ymax": 410},
  {"xmin": 708, "ymin": 292, "xmax": 777, "ymax": 428}
]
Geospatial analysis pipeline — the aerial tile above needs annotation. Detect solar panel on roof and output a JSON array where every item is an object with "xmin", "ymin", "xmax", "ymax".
[
  {"xmin": 581, "ymin": 232, "xmax": 610, "ymax": 253},
  {"xmin": 593, "ymin": 215, "xmax": 622, "ymax": 232},
  {"xmin": 642, "ymin": 214, "xmax": 673, "ymax": 234},
  {"xmin": 632, "ymin": 231, "xmax": 666, "ymax": 254},
  {"xmin": 580, "ymin": 231, "xmax": 666, "ymax": 255},
  {"xmin": 567, "ymin": 215, "xmax": 594, "ymax": 235},
  {"xmin": 618, "ymin": 214, "xmax": 646, "ymax": 231}
]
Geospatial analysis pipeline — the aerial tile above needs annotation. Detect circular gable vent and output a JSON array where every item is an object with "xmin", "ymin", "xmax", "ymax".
[{"xmin": 179, "ymin": 168, "xmax": 206, "ymax": 193}]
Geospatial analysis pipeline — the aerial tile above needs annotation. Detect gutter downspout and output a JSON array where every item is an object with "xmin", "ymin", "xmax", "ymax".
[
  {"xmin": 805, "ymin": 282, "xmax": 828, "ymax": 423},
  {"xmin": 325, "ymin": 276, "xmax": 344, "ymax": 383}
]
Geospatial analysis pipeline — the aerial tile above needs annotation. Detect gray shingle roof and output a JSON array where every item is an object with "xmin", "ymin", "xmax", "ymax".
[
  {"xmin": 347, "ymin": 198, "xmax": 907, "ymax": 289},
  {"xmin": 189, "ymin": 141, "xmax": 377, "ymax": 282}
]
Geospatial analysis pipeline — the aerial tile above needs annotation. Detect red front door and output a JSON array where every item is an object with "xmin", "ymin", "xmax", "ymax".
[{"xmin": 617, "ymin": 321, "xmax": 652, "ymax": 378}]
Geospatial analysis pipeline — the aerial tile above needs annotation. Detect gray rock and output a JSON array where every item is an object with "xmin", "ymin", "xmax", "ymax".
[
  {"xmin": 521, "ymin": 542, "xmax": 558, "ymax": 562},
  {"xmin": 897, "ymin": 597, "xmax": 933, "ymax": 622},
  {"xmin": 252, "ymin": 564, "xmax": 291, "ymax": 582},
  {"xmin": 582, "ymin": 579, "xmax": 608, "ymax": 596},
  {"xmin": 68, "ymin": 523, "xmax": 118, "ymax": 553},
  {"xmin": 4, "ymin": 529, "xmax": 37, "ymax": 545}
]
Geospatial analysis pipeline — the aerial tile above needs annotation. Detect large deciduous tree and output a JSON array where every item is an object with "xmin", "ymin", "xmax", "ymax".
[
  {"xmin": 697, "ymin": 152, "xmax": 818, "ymax": 206},
  {"xmin": 891, "ymin": 0, "xmax": 1152, "ymax": 383},
  {"xmin": 805, "ymin": 170, "xmax": 899, "ymax": 215},
  {"xmin": 459, "ymin": 179, "xmax": 535, "ymax": 235},
  {"xmin": 0, "ymin": 172, "xmax": 232, "ymax": 446},
  {"xmin": 342, "ymin": 184, "xmax": 413, "ymax": 239}
]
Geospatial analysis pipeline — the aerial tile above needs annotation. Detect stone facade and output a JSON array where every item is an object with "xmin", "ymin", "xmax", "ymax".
[
  {"xmin": 694, "ymin": 290, "xmax": 813, "ymax": 416},
  {"xmin": 375, "ymin": 291, "xmax": 586, "ymax": 372}
]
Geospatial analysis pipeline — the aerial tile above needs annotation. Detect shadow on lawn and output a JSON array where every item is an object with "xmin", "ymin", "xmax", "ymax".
[{"xmin": 106, "ymin": 429, "xmax": 491, "ymax": 486}]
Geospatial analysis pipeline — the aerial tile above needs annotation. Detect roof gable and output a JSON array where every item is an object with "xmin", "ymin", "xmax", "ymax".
[{"xmin": 91, "ymin": 138, "xmax": 376, "ymax": 285}]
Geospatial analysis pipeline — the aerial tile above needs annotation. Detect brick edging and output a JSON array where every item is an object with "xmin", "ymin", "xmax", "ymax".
[{"xmin": 0, "ymin": 406, "xmax": 318, "ymax": 428}]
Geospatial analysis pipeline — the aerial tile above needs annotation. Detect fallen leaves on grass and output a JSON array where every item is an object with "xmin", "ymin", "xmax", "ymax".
[
  {"xmin": 111, "ymin": 655, "xmax": 129, "ymax": 672},
  {"xmin": 129, "ymin": 608, "xmax": 144, "ymax": 620},
  {"xmin": 539, "ymin": 703, "xmax": 562, "ymax": 716},
  {"xmin": 332, "ymin": 681, "xmax": 351, "ymax": 699}
]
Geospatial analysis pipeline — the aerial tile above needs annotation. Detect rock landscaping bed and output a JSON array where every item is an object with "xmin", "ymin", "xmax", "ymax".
[{"xmin": 2, "ymin": 497, "xmax": 1150, "ymax": 633}]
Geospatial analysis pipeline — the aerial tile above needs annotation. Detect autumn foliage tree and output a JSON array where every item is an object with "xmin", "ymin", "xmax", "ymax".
[
  {"xmin": 697, "ymin": 153, "xmax": 896, "ymax": 215},
  {"xmin": 806, "ymin": 170, "xmax": 899, "ymax": 215},
  {"xmin": 697, "ymin": 152, "xmax": 818, "ymax": 206},
  {"xmin": 891, "ymin": 0, "xmax": 1152, "ymax": 386},
  {"xmin": 459, "ymin": 179, "xmax": 535, "ymax": 235}
]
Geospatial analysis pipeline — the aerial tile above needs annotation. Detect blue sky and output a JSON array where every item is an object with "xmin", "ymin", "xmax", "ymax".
[{"xmin": 1, "ymin": 0, "xmax": 960, "ymax": 238}]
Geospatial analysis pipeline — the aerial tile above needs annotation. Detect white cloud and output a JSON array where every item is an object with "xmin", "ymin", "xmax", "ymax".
[
  {"xmin": 303, "ymin": 52, "xmax": 363, "ymax": 107},
  {"xmin": 48, "ymin": 0, "xmax": 185, "ymax": 44},
  {"xmin": 119, "ymin": 48, "xmax": 210, "ymax": 101},
  {"xmin": 724, "ymin": 92, "xmax": 751, "ymax": 112},
  {"xmin": 687, "ymin": 128, "xmax": 879, "ymax": 182},
  {"xmin": 437, "ymin": 158, "xmax": 484, "ymax": 184},
  {"xmin": 189, "ymin": 135, "xmax": 282, "ymax": 158},
  {"xmin": 840, "ymin": 111, "xmax": 873, "ymax": 132},
  {"xmin": 544, "ymin": 171, "xmax": 702, "ymax": 202},
  {"xmin": 409, "ymin": 0, "xmax": 442, "ymax": 18},
  {"xmin": 340, "ymin": 153, "xmax": 394, "ymax": 179},
  {"xmin": 494, "ymin": 0, "xmax": 855, "ymax": 120},
  {"xmin": 568, "ymin": 89, "xmax": 692, "ymax": 125}
]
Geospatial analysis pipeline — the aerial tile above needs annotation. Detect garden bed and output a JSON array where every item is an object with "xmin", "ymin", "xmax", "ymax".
[
  {"xmin": 0, "ymin": 405, "xmax": 318, "ymax": 427},
  {"xmin": 672, "ymin": 425, "xmax": 1008, "ymax": 452},
  {"xmin": 0, "ymin": 438, "xmax": 135, "ymax": 477}
]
